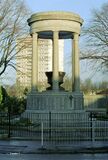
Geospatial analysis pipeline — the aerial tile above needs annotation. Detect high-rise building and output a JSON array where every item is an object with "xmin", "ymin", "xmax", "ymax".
[{"xmin": 16, "ymin": 37, "xmax": 64, "ymax": 90}]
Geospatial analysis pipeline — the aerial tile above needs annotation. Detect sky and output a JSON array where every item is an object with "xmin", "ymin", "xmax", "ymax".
[
  {"xmin": 1, "ymin": 0, "xmax": 108, "ymax": 85},
  {"xmin": 25, "ymin": 0, "xmax": 108, "ymax": 23}
]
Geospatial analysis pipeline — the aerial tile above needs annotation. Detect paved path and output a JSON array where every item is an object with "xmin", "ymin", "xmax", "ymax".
[
  {"xmin": 0, "ymin": 153, "xmax": 108, "ymax": 160},
  {"xmin": 0, "ymin": 140, "xmax": 108, "ymax": 154}
]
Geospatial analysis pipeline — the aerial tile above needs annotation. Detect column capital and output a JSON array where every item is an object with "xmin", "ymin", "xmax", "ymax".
[
  {"xmin": 32, "ymin": 32, "xmax": 38, "ymax": 37},
  {"xmin": 53, "ymin": 31, "xmax": 59, "ymax": 37},
  {"xmin": 73, "ymin": 32, "xmax": 79, "ymax": 40}
]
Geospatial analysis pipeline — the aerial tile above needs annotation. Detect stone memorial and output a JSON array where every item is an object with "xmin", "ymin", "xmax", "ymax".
[{"xmin": 25, "ymin": 11, "xmax": 84, "ymax": 114}]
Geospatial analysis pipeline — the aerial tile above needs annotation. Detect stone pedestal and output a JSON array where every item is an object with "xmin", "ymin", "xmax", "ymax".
[
  {"xmin": 25, "ymin": 91, "xmax": 83, "ymax": 113},
  {"xmin": 23, "ymin": 91, "xmax": 83, "ymax": 123}
]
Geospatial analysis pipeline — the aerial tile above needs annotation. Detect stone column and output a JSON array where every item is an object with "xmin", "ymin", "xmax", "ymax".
[
  {"xmin": 32, "ymin": 33, "xmax": 38, "ymax": 91},
  {"xmin": 72, "ymin": 33, "xmax": 80, "ymax": 92},
  {"xmin": 72, "ymin": 36, "xmax": 74, "ymax": 91},
  {"xmin": 52, "ymin": 31, "xmax": 59, "ymax": 90}
]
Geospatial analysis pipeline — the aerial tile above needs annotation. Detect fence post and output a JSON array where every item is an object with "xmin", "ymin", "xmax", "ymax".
[
  {"xmin": 49, "ymin": 111, "xmax": 51, "ymax": 140},
  {"xmin": 90, "ymin": 112, "xmax": 95, "ymax": 143},
  {"xmin": 89, "ymin": 112, "xmax": 92, "ymax": 141},
  {"xmin": 41, "ymin": 122, "xmax": 44, "ymax": 148},
  {"xmin": 8, "ymin": 106, "xmax": 11, "ymax": 138},
  {"xmin": 92, "ymin": 118, "xmax": 95, "ymax": 143}
]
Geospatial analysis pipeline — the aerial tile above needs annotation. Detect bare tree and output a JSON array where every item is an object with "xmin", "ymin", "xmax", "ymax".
[
  {"xmin": 81, "ymin": 2, "xmax": 108, "ymax": 72},
  {"xmin": 0, "ymin": 0, "xmax": 30, "ymax": 76}
]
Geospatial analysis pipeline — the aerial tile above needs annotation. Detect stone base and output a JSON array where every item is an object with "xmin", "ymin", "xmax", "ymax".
[
  {"xmin": 22, "ymin": 109, "xmax": 87, "ymax": 129},
  {"xmin": 26, "ymin": 90, "xmax": 84, "ymax": 111},
  {"xmin": 23, "ymin": 90, "xmax": 84, "ymax": 124}
]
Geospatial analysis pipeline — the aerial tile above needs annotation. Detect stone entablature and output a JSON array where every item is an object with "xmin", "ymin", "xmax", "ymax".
[
  {"xmin": 28, "ymin": 11, "xmax": 83, "ymax": 36},
  {"xmin": 28, "ymin": 11, "xmax": 83, "ymax": 23}
]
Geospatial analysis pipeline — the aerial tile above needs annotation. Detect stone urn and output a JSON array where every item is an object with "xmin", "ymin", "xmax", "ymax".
[{"xmin": 45, "ymin": 71, "xmax": 65, "ymax": 90}]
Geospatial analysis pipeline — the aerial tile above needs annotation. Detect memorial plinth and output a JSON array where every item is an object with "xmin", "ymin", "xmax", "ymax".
[{"xmin": 25, "ymin": 11, "xmax": 84, "ymax": 113}]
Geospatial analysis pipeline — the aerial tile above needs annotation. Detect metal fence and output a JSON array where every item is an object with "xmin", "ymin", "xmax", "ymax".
[{"xmin": 0, "ymin": 111, "xmax": 108, "ymax": 145}]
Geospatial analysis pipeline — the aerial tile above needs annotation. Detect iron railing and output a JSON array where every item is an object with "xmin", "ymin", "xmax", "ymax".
[{"xmin": 0, "ymin": 111, "xmax": 108, "ymax": 144}]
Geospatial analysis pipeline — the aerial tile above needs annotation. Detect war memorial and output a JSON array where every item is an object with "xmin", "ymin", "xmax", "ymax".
[
  {"xmin": 26, "ymin": 11, "xmax": 84, "ymax": 112},
  {"xmin": 22, "ymin": 11, "xmax": 107, "ymax": 143}
]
